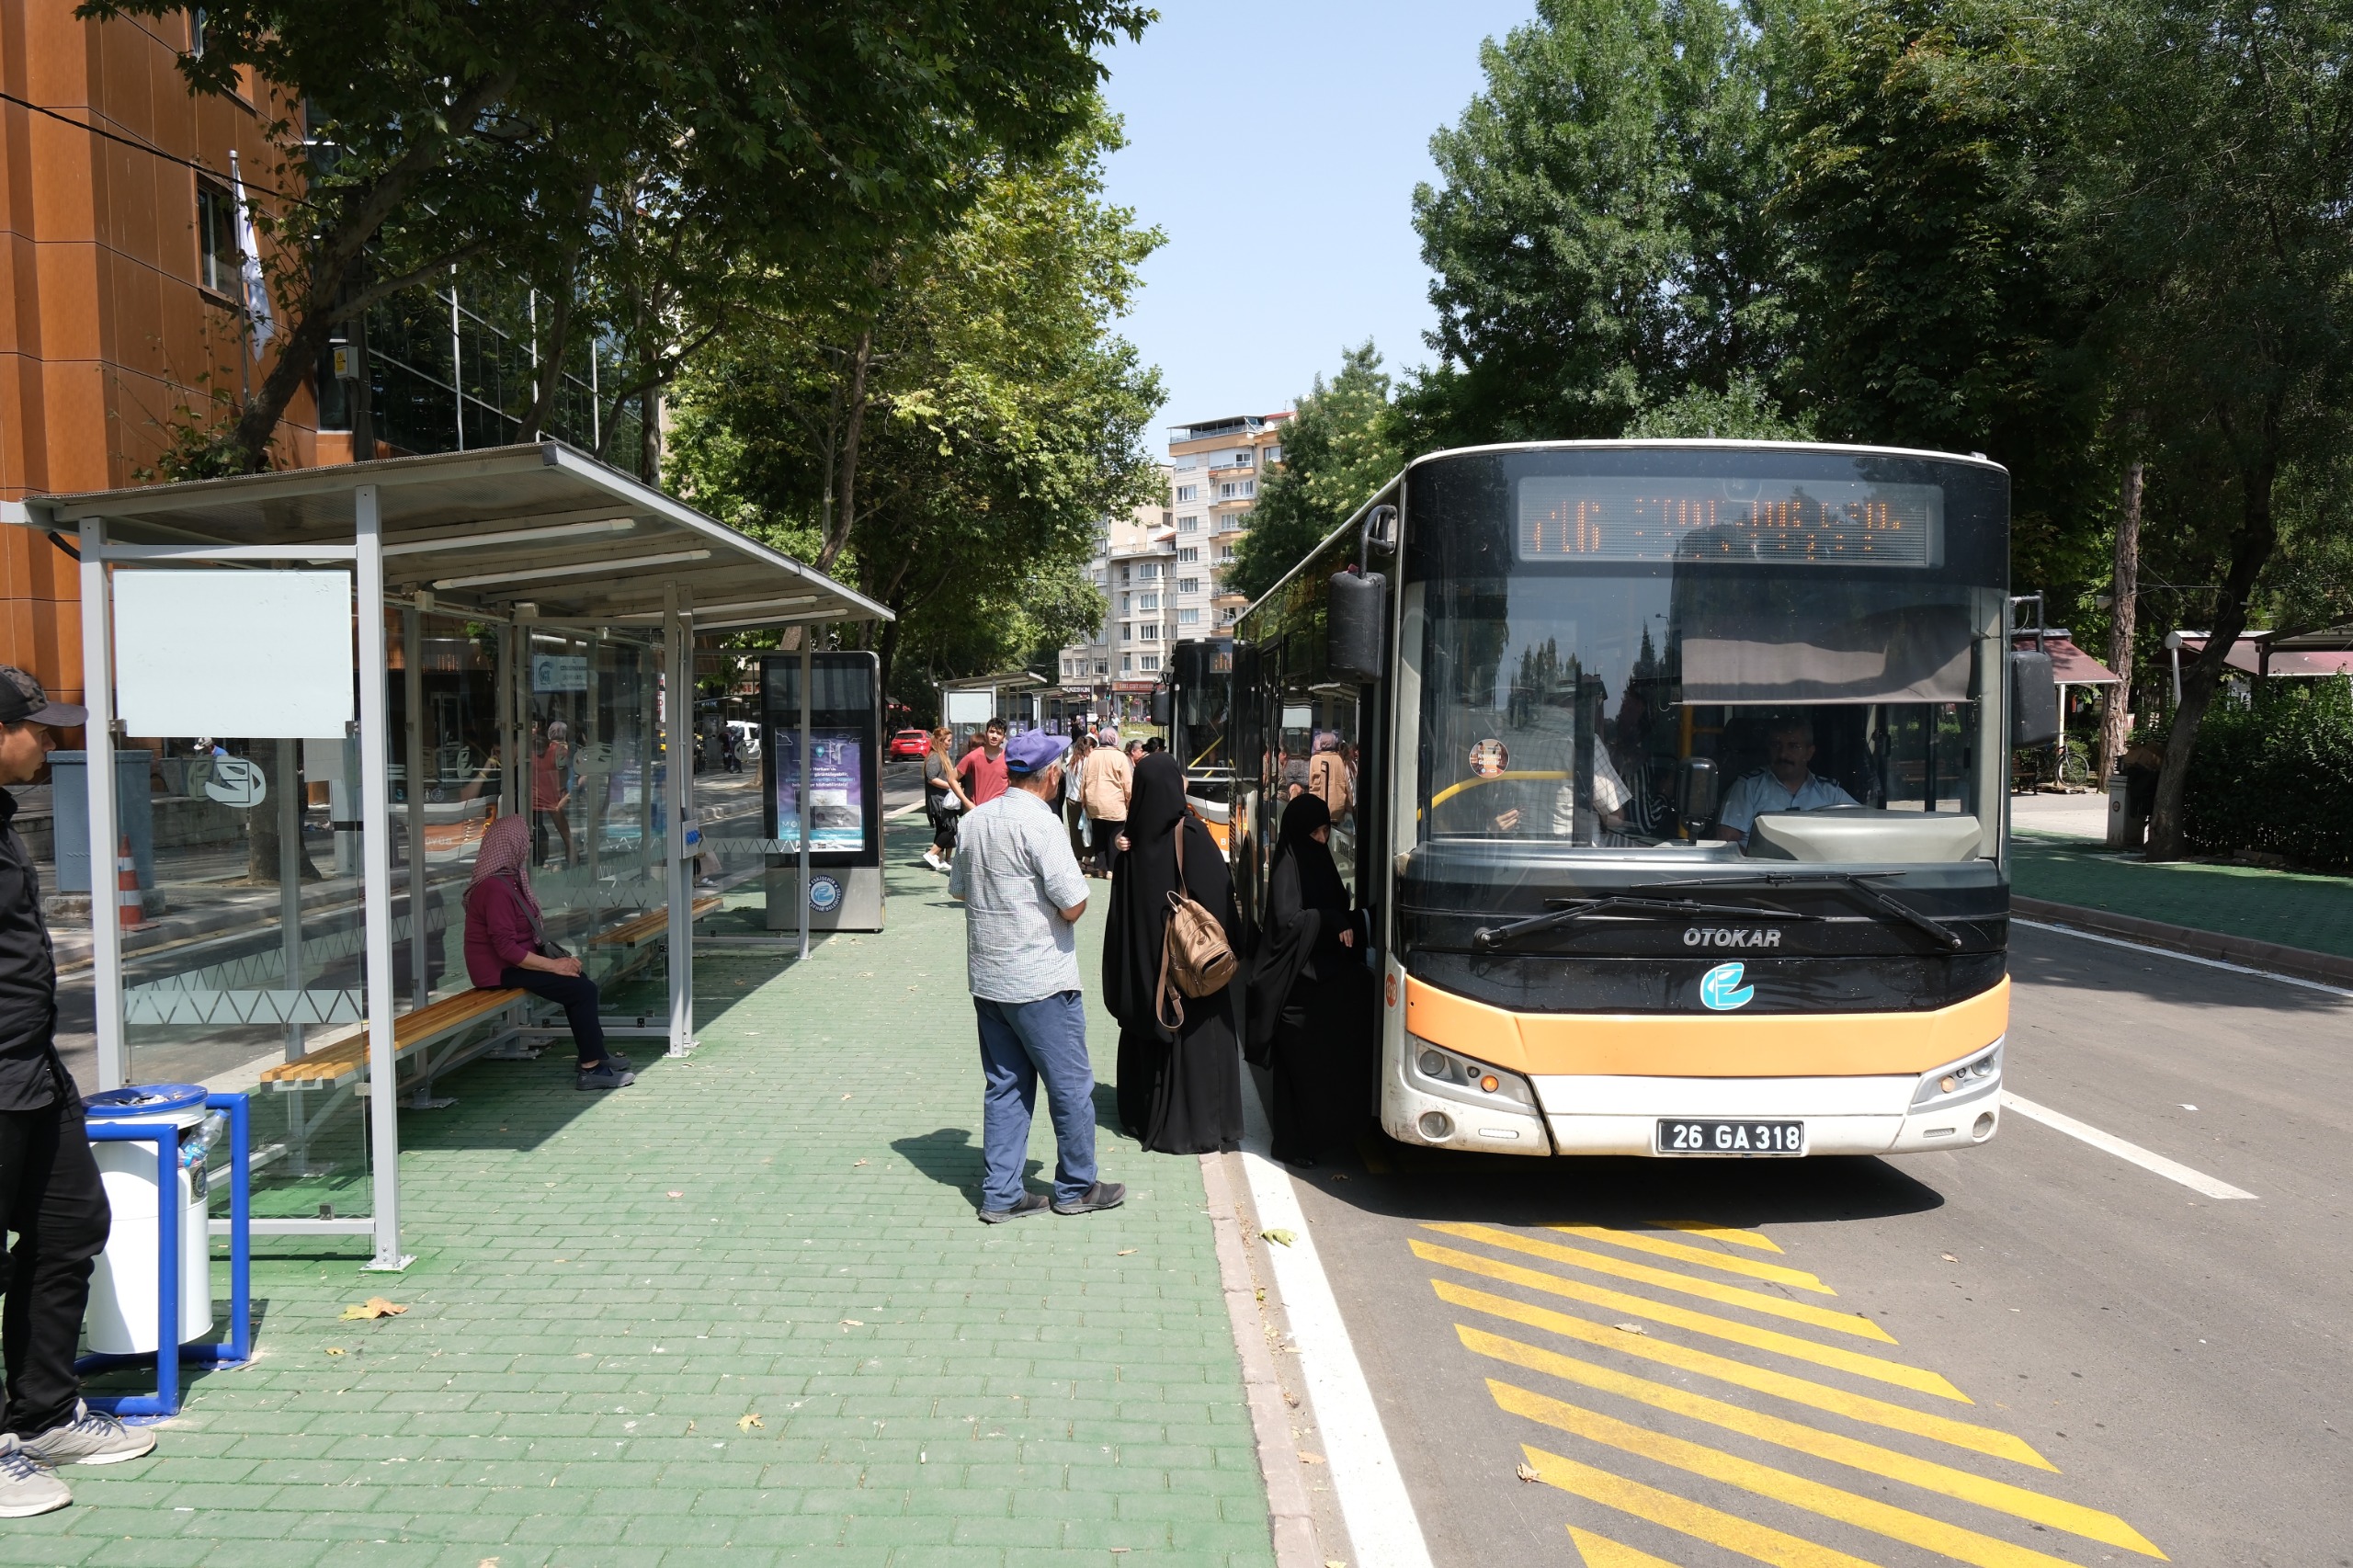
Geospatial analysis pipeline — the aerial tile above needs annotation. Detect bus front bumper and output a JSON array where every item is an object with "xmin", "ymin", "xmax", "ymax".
[{"xmin": 1529, "ymin": 1063, "xmax": 2003, "ymax": 1156}]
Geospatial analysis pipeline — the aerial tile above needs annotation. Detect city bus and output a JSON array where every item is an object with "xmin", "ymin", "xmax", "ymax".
[
  {"xmin": 1229, "ymin": 441, "xmax": 2057, "ymax": 1159},
  {"xmin": 1153, "ymin": 636, "xmax": 1235, "ymax": 847}
]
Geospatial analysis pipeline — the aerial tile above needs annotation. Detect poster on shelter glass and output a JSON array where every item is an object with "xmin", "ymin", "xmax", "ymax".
[{"xmin": 773, "ymin": 730, "xmax": 867, "ymax": 851}]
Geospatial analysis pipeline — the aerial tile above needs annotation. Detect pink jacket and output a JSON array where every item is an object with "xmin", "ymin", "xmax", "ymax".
[{"xmin": 463, "ymin": 879, "xmax": 536, "ymax": 988}]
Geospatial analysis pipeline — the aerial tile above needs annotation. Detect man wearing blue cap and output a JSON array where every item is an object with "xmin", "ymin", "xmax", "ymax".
[{"xmin": 948, "ymin": 728, "xmax": 1123, "ymax": 1222}]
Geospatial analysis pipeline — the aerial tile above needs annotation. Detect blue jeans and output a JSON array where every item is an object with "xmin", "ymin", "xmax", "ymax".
[{"xmin": 973, "ymin": 992, "xmax": 1097, "ymax": 1210}]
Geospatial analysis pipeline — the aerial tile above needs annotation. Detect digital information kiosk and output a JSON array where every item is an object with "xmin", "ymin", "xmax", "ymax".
[{"xmin": 761, "ymin": 652, "xmax": 886, "ymax": 932}]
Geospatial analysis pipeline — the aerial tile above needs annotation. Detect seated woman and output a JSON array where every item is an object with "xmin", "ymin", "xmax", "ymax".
[{"xmin": 463, "ymin": 814, "xmax": 634, "ymax": 1090}]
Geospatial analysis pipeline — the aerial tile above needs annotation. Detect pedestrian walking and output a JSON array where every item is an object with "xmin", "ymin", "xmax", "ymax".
[
  {"xmin": 1245, "ymin": 795, "xmax": 1369, "ymax": 1167},
  {"xmin": 1102, "ymin": 754, "xmax": 1243, "ymax": 1152},
  {"xmin": 922, "ymin": 725, "xmax": 971, "ymax": 874},
  {"xmin": 530, "ymin": 719, "xmax": 574, "ymax": 868},
  {"xmin": 1063, "ymin": 733, "xmax": 1094, "ymax": 865},
  {"xmin": 0, "ymin": 666, "xmax": 155, "ymax": 1516},
  {"xmin": 949, "ymin": 731, "xmax": 1123, "ymax": 1222},
  {"xmin": 958, "ymin": 718, "xmax": 1011, "ymax": 807},
  {"xmin": 464, "ymin": 815, "xmax": 633, "ymax": 1090},
  {"xmin": 1082, "ymin": 726, "xmax": 1133, "ymax": 879},
  {"xmin": 1307, "ymin": 730, "xmax": 1351, "ymax": 823}
]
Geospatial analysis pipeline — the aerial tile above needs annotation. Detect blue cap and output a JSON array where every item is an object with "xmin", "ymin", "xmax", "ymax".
[{"xmin": 1005, "ymin": 730, "xmax": 1071, "ymax": 776}]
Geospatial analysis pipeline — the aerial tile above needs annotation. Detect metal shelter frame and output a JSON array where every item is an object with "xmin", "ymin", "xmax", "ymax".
[{"xmin": 20, "ymin": 443, "xmax": 890, "ymax": 1269}]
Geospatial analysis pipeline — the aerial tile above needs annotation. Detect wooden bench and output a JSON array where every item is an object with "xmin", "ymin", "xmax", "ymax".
[
  {"xmin": 258, "ymin": 986, "xmax": 529, "ymax": 1105},
  {"xmin": 590, "ymin": 895, "xmax": 723, "ymax": 950}
]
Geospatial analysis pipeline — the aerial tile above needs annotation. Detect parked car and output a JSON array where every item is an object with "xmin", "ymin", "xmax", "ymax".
[{"xmin": 887, "ymin": 729, "xmax": 931, "ymax": 759}]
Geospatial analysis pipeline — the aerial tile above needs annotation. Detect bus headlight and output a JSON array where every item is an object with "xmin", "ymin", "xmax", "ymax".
[
  {"xmin": 1406, "ymin": 1035, "xmax": 1540, "ymax": 1113},
  {"xmin": 1911, "ymin": 1040, "xmax": 2003, "ymax": 1109}
]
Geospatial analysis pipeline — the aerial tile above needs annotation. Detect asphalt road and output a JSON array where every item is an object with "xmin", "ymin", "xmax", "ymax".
[{"xmin": 1285, "ymin": 922, "xmax": 2348, "ymax": 1568}]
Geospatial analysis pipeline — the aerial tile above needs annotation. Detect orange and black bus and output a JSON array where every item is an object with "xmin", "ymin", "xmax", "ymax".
[{"xmin": 1229, "ymin": 441, "xmax": 2057, "ymax": 1159}]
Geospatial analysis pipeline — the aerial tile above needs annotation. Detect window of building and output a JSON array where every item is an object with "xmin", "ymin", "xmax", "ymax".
[
  {"xmin": 196, "ymin": 180, "xmax": 236, "ymax": 295},
  {"xmin": 1264, "ymin": 443, "xmax": 1282, "ymax": 464},
  {"xmin": 1176, "ymin": 484, "xmax": 1199, "ymax": 502},
  {"xmin": 1135, "ymin": 562, "xmax": 1158, "ymax": 581},
  {"xmin": 1178, "ymin": 515, "xmax": 1199, "ymax": 533},
  {"xmin": 1120, "ymin": 623, "xmax": 1132, "ymax": 642},
  {"xmin": 1219, "ymin": 606, "xmax": 1239, "ymax": 625},
  {"xmin": 1177, "ymin": 545, "xmax": 1199, "ymax": 563},
  {"xmin": 1094, "ymin": 659, "xmax": 1109, "ymax": 676},
  {"xmin": 1176, "ymin": 577, "xmax": 1200, "ymax": 595},
  {"xmin": 1142, "ymin": 623, "xmax": 1160, "ymax": 642},
  {"xmin": 1220, "ymin": 510, "xmax": 1248, "ymax": 532},
  {"xmin": 1121, "ymin": 653, "xmax": 1133, "ymax": 673},
  {"xmin": 1119, "ymin": 564, "xmax": 1131, "ymax": 585},
  {"xmin": 1139, "ymin": 593, "xmax": 1159, "ymax": 611},
  {"xmin": 1178, "ymin": 608, "xmax": 1201, "ymax": 626},
  {"xmin": 188, "ymin": 6, "xmax": 207, "ymax": 55},
  {"xmin": 1118, "ymin": 592, "xmax": 1130, "ymax": 613},
  {"xmin": 1219, "ymin": 543, "xmax": 1237, "ymax": 562},
  {"xmin": 1141, "ymin": 653, "xmax": 1161, "ymax": 671}
]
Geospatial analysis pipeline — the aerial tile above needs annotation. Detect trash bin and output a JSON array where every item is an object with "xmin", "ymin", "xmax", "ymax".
[
  {"xmin": 2105, "ymin": 772, "xmax": 2134, "ymax": 849},
  {"xmin": 83, "ymin": 1085, "xmax": 215, "ymax": 1355}
]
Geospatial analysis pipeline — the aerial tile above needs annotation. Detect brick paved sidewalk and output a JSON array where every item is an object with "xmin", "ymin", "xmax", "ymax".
[
  {"xmin": 2014, "ymin": 830, "xmax": 2353, "ymax": 960},
  {"xmin": 28, "ymin": 821, "xmax": 1276, "ymax": 1567}
]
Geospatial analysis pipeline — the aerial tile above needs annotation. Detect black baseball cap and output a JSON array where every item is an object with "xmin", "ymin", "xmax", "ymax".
[{"xmin": 0, "ymin": 666, "xmax": 87, "ymax": 727}]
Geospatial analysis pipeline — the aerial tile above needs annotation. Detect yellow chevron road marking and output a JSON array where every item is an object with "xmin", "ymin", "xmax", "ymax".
[
  {"xmin": 1432, "ymin": 1278, "xmax": 2050, "ymax": 1469},
  {"xmin": 1466, "ymin": 1329, "xmax": 2162, "ymax": 1558},
  {"xmin": 1526, "ymin": 1446, "xmax": 1885, "ymax": 1568},
  {"xmin": 1569, "ymin": 1526, "xmax": 1689, "ymax": 1567},
  {"xmin": 1554, "ymin": 1225, "xmax": 1836, "ymax": 1293},
  {"xmin": 1410, "ymin": 1241, "xmax": 1970, "ymax": 1402},
  {"xmin": 1495, "ymin": 1385, "xmax": 2151, "ymax": 1568},
  {"xmin": 1426, "ymin": 1223, "xmax": 1893, "ymax": 1341},
  {"xmin": 1652, "ymin": 1221, "xmax": 1784, "ymax": 1253}
]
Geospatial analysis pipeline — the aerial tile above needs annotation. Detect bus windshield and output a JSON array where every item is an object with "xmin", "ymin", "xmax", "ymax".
[{"xmin": 1407, "ymin": 456, "xmax": 2006, "ymax": 864}]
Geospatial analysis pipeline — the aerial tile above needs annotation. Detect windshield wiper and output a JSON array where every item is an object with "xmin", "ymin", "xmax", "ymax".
[
  {"xmin": 1472, "ymin": 894, "xmax": 1820, "ymax": 952},
  {"xmin": 1651, "ymin": 872, "xmax": 1967, "ymax": 951}
]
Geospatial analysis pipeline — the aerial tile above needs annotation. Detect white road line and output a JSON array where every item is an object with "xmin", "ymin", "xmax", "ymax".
[
  {"xmin": 2013, "ymin": 916, "xmax": 2353, "ymax": 1000},
  {"xmin": 2000, "ymin": 1092, "xmax": 2258, "ymax": 1200},
  {"xmin": 1238, "ymin": 1082, "xmax": 1436, "ymax": 1568}
]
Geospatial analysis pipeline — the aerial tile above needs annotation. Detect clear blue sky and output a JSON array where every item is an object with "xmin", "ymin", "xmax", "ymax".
[{"xmin": 1097, "ymin": 0, "xmax": 1538, "ymax": 445}]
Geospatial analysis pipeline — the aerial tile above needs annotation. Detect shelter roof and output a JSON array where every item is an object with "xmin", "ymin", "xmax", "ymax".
[
  {"xmin": 2015, "ymin": 633, "xmax": 2120, "ymax": 685},
  {"xmin": 33, "ymin": 442, "xmax": 888, "ymax": 631}
]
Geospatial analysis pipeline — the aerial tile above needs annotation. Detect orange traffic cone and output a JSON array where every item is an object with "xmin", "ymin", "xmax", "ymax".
[{"xmin": 116, "ymin": 834, "xmax": 146, "ymax": 931}]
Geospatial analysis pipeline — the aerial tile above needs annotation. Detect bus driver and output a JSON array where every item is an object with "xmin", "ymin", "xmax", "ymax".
[{"xmin": 1713, "ymin": 715, "xmax": 1858, "ymax": 846}]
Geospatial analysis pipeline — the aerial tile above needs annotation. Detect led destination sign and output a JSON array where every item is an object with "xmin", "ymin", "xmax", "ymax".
[{"xmin": 1517, "ymin": 476, "xmax": 1941, "ymax": 567}]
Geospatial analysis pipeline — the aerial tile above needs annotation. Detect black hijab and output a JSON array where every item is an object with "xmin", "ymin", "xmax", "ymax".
[
  {"xmin": 1246, "ymin": 793, "xmax": 1354, "ymax": 1045},
  {"xmin": 1102, "ymin": 753, "xmax": 1235, "ymax": 1033}
]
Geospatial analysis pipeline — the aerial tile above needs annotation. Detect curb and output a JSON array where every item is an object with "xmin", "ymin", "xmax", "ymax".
[
  {"xmin": 1200, "ymin": 1149, "xmax": 1333, "ymax": 1568},
  {"xmin": 2012, "ymin": 896, "xmax": 2353, "ymax": 990}
]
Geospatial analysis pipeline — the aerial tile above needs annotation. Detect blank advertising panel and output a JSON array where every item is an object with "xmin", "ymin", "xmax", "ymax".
[{"xmin": 115, "ymin": 570, "xmax": 355, "ymax": 738}]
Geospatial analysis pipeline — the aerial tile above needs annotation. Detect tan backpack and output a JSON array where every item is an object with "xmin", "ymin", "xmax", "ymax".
[{"xmin": 1155, "ymin": 815, "xmax": 1238, "ymax": 1030}]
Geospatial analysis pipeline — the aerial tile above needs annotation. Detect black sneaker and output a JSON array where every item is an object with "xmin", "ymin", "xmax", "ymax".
[
  {"xmin": 576, "ymin": 1063, "xmax": 636, "ymax": 1091},
  {"xmin": 1051, "ymin": 1181, "xmax": 1125, "ymax": 1216},
  {"xmin": 978, "ymin": 1193, "xmax": 1051, "ymax": 1224},
  {"xmin": 577, "ymin": 1052, "xmax": 634, "ymax": 1074}
]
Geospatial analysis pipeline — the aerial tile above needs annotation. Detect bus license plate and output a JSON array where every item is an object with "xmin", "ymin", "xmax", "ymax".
[{"xmin": 1657, "ymin": 1119, "xmax": 1806, "ymax": 1156}]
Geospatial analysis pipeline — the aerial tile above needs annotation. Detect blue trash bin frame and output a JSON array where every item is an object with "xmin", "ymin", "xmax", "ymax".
[{"xmin": 74, "ymin": 1092, "xmax": 251, "ymax": 1420}]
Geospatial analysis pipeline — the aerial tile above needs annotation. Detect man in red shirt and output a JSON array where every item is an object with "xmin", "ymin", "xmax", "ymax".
[{"xmin": 958, "ymin": 718, "xmax": 1011, "ymax": 806}]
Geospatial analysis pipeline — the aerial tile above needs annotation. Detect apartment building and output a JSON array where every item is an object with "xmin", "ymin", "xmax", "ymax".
[
  {"xmin": 1056, "ymin": 465, "xmax": 1174, "ymax": 721},
  {"xmin": 1053, "ymin": 411, "xmax": 1290, "ymax": 724},
  {"xmin": 1167, "ymin": 411, "xmax": 1289, "ymax": 635}
]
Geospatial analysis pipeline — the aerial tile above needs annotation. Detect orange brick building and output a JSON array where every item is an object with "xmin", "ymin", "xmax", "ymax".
[{"xmin": 0, "ymin": 0, "xmax": 324, "ymax": 710}]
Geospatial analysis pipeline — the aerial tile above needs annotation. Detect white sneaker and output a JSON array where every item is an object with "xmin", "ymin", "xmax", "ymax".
[
  {"xmin": 922, "ymin": 849, "xmax": 945, "ymax": 872},
  {"xmin": 19, "ymin": 1401, "xmax": 154, "ymax": 1467},
  {"xmin": 0, "ymin": 1435, "xmax": 67, "ymax": 1516}
]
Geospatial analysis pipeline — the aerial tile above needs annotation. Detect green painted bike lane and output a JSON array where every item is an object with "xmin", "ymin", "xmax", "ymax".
[
  {"xmin": 28, "ymin": 821, "xmax": 1276, "ymax": 1568},
  {"xmin": 2014, "ymin": 830, "xmax": 2353, "ymax": 960}
]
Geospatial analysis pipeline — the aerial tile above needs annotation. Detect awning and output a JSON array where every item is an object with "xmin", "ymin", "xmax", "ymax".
[
  {"xmin": 2174, "ymin": 632, "xmax": 2353, "ymax": 679},
  {"xmin": 2016, "ymin": 634, "xmax": 2120, "ymax": 685},
  {"xmin": 39, "ymin": 441, "xmax": 888, "ymax": 631}
]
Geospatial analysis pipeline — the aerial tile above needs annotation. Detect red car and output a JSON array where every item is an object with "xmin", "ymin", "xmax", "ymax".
[{"xmin": 887, "ymin": 729, "xmax": 931, "ymax": 759}]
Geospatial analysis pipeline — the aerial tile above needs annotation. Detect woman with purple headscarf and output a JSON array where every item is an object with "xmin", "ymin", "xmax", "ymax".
[{"xmin": 462, "ymin": 814, "xmax": 633, "ymax": 1089}]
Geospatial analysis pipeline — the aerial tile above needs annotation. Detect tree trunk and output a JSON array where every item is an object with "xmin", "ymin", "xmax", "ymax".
[
  {"xmin": 2145, "ymin": 449, "xmax": 2279, "ymax": 860},
  {"xmin": 2098, "ymin": 456, "xmax": 2143, "ymax": 781},
  {"xmin": 814, "ymin": 331, "xmax": 873, "ymax": 574},
  {"xmin": 244, "ymin": 749, "xmax": 323, "ymax": 884}
]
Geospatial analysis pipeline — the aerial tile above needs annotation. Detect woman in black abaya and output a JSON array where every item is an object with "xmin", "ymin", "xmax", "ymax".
[
  {"xmin": 1101, "ymin": 753, "xmax": 1244, "ymax": 1153},
  {"xmin": 1246, "ymin": 794, "xmax": 1369, "ymax": 1166}
]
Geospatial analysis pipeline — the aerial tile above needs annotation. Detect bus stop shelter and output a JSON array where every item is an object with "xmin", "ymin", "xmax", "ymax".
[{"xmin": 20, "ymin": 442, "xmax": 889, "ymax": 1269}]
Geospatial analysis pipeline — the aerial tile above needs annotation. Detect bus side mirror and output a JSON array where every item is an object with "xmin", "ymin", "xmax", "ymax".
[
  {"xmin": 1677, "ymin": 756, "xmax": 1719, "ymax": 826},
  {"xmin": 2009, "ymin": 650, "xmax": 2061, "ymax": 747},
  {"xmin": 1328, "ymin": 570, "xmax": 1387, "ymax": 682},
  {"xmin": 1150, "ymin": 688, "xmax": 1172, "ymax": 727}
]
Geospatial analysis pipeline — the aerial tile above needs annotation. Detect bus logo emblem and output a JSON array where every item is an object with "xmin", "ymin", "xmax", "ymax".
[{"xmin": 1699, "ymin": 962, "xmax": 1755, "ymax": 1011}]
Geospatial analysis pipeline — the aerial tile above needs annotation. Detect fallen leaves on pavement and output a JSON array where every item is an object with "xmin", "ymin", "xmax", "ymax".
[
  {"xmin": 340, "ymin": 1298, "xmax": 406, "ymax": 1321},
  {"xmin": 1260, "ymin": 1228, "xmax": 1296, "ymax": 1247},
  {"xmin": 736, "ymin": 1414, "xmax": 763, "ymax": 1431},
  {"xmin": 1515, "ymin": 1461, "xmax": 1541, "ymax": 1483}
]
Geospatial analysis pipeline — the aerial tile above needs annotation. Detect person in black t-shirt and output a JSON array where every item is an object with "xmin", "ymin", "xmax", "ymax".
[{"xmin": 0, "ymin": 667, "xmax": 154, "ymax": 1516}]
